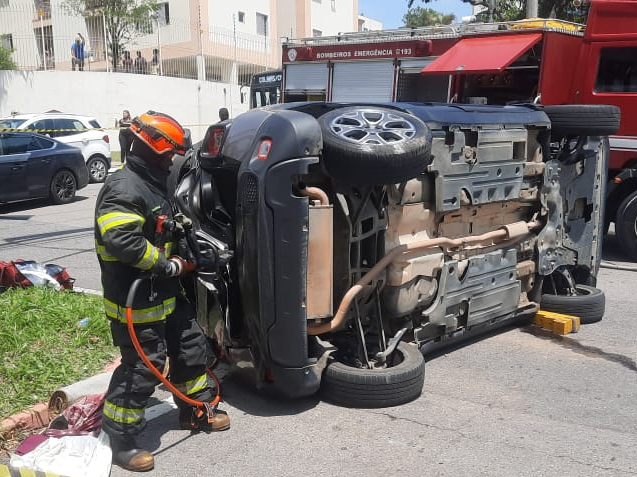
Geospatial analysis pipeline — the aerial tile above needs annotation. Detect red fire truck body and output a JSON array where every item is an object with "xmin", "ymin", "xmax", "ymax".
[{"xmin": 280, "ymin": 0, "xmax": 637, "ymax": 258}]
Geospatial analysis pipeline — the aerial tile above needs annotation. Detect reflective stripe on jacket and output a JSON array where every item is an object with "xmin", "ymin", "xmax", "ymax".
[{"xmin": 94, "ymin": 153, "xmax": 181, "ymax": 320}]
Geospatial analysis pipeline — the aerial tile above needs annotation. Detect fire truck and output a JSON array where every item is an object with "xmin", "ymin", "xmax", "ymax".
[{"xmin": 279, "ymin": 0, "xmax": 637, "ymax": 259}]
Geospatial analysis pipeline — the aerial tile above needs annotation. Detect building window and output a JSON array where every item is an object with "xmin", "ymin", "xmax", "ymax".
[
  {"xmin": 312, "ymin": 29, "xmax": 322, "ymax": 37},
  {"xmin": 156, "ymin": 2, "xmax": 170, "ymax": 25},
  {"xmin": 595, "ymin": 47, "xmax": 637, "ymax": 93},
  {"xmin": 256, "ymin": 13, "xmax": 268, "ymax": 36},
  {"xmin": 1, "ymin": 34, "xmax": 13, "ymax": 51},
  {"xmin": 331, "ymin": 0, "xmax": 336, "ymax": 11},
  {"xmin": 238, "ymin": 11, "xmax": 245, "ymax": 23}
]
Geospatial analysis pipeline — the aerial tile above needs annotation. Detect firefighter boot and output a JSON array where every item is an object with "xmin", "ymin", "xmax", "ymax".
[
  {"xmin": 179, "ymin": 406, "xmax": 231, "ymax": 432},
  {"xmin": 109, "ymin": 435, "xmax": 154, "ymax": 472}
]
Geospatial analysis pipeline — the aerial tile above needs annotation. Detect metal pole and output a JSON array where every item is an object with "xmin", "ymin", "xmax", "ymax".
[
  {"xmin": 156, "ymin": 16, "xmax": 163, "ymax": 76},
  {"xmin": 102, "ymin": 11, "xmax": 109, "ymax": 72},
  {"xmin": 39, "ymin": 13, "xmax": 46, "ymax": 70}
]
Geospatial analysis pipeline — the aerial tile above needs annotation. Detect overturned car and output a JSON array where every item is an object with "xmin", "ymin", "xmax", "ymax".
[{"xmin": 174, "ymin": 102, "xmax": 618, "ymax": 408}]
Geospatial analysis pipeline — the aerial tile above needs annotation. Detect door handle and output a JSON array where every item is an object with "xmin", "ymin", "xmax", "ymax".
[
  {"xmin": 11, "ymin": 165, "xmax": 23, "ymax": 171},
  {"xmin": 42, "ymin": 159, "xmax": 51, "ymax": 164}
]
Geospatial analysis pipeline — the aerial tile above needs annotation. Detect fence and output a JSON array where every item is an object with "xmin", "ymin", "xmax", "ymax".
[{"xmin": 0, "ymin": 0, "xmax": 280, "ymax": 86}]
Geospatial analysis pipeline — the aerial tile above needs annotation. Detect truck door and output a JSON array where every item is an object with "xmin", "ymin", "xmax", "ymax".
[
  {"xmin": 573, "ymin": 43, "xmax": 637, "ymax": 170},
  {"xmin": 331, "ymin": 61, "xmax": 395, "ymax": 102},
  {"xmin": 283, "ymin": 63, "xmax": 329, "ymax": 103},
  {"xmin": 397, "ymin": 59, "xmax": 450, "ymax": 102}
]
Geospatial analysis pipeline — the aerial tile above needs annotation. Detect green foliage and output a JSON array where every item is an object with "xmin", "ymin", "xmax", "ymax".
[
  {"xmin": 0, "ymin": 287, "xmax": 117, "ymax": 419},
  {"xmin": 403, "ymin": 6, "xmax": 456, "ymax": 26},
  {"xmin": 61, "ymin": 0, "xmax": 160, "ymax": 71},
  {"xmin": 406, "ymin": 0, "xmax": 591, "ymax": 23},
  {"xmin": 0, "ymin": 44, "xmax": 17, "ymax": 70}
]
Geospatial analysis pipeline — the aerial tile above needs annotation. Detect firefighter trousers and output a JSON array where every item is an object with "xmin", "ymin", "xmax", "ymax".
[{"xmin": 101, "ymin": 296, "xmax": 214, "ymax": 438}]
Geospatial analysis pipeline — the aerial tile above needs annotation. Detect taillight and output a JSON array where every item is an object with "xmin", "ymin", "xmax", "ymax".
[
  {"xmin": 102, "ymin": 135, "xmax": 109, "ymax": 143},
  {"xmin": 257, "ymin": 139, "xmax": 272, "ymax": 160},
  {"xmin": 203, "ymin": 126, "xmax": 225, "ymax": 157}
]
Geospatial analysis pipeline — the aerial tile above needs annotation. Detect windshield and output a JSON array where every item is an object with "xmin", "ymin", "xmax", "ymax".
[{"xmin": 0, "ymin": 118, "xmax": 27, "ymax": 129}]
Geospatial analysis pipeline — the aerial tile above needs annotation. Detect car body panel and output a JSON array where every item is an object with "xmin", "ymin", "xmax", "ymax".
[
  {"xmin": 174, "ymin": 101, "xmax": 607, "ymax": 400},
  {"xmin": 0, "ymin": 113, "xmax": 111, "ymax": 182},
  {"xmin": 0, "ymin": 132, "xmax": 88, "ymax": 204}
]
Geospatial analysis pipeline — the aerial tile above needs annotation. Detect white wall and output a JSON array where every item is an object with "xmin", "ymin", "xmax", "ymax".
[
  {"xmin": 0, "ymin": 70, "xmax": 250, "ymax": 148},
  {"xmin": 311, "ymin": 0, "xmax": 356, "ymax": 35}
]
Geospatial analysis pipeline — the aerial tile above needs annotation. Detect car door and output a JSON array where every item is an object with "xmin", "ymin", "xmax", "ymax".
[
  {"xmin": 53, "ymin": 118, "xmax": 86, "ymax": 153},
  {"xmin": 25, "ymin": 135, "xmax": 57, "ymax": 198},
  {"xmin": 0, "ymin": 133, "xmax": 30, "ymax": 202}
]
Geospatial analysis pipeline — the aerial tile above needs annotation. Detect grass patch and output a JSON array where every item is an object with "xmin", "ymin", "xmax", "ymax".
[{"xmin": 0, "ymin": 287, "xmax": 117, "ymax": 420}]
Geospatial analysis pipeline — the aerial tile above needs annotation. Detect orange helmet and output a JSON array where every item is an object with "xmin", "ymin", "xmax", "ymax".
[{"xmin": 130, "ymin": 111, "xmax": 191, "ymax": 155}]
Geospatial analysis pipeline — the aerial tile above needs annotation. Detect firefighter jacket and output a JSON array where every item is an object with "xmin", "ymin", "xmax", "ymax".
[{"xmin": 94, "ymin": 153, "xmax": 181, "ymax": 324}]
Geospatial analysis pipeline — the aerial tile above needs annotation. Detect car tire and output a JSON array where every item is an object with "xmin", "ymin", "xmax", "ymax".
[
  {"xmin": 540, "ymin": 284, "xmax": 605, "ymax": 324},
  {"xmin": 321, "ymin": 342, "xmax": 425, "ymax": 408},
  {"xmin": 543, "ymin": 104, "xmax": 620, "ymax": 139},
  {"xmin": 318, "ymin": 106, "xmax": 432, "ymax": 186},
  {"xmin": 50, "ymin": 170, "xmax": 77, "ymax": 205},
  {"xmin": 615, "ymin": 190, "xmax": 637, "ymax": 261},
  {"xmin": 87, "ymin": 156, "xmax": 108, "ymax": 183}
]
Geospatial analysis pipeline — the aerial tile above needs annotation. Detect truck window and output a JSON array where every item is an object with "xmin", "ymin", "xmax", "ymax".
[{"xmin": 595, "ymin": 47, "xmax": 637, "ymax": 93}]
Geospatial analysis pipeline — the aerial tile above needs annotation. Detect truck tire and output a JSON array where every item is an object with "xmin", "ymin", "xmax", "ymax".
[
  {"xmin": 543, "ymin": 104, "xmax": 620, "ymax": 139},
  {"xmin": 319, "ymin": 106, "xmax": 432, "ymax": 186},
  {"xmin": 321, "ymin": 342, "xmax": 425, "ymax": 408},
  {"xmin": 615, "ymin": 190, "xmax": 637, "ymax": 261},
  {"xmin": 540, "ymin": 284, "xmax": 605, "ymax": 324}
]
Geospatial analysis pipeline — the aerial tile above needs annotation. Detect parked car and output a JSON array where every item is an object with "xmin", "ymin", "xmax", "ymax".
[
  {"xmin": 172, "ymin": 101, "xmax": 617, "ymax": 408},
  {"xmin": 0, "ymin": 112, "xmax": 111, "ymax": 183},
  {"xmin": 0, "ymin": 131, "xmax": 89, "ymax": 205}
]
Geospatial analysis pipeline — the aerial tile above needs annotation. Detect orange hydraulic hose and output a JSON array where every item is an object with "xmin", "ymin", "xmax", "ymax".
[
  {"xmin": 126, "ymin": 305, "xmax": 220, "ymax": 409},
  {"xmin": 307, "ymin": 219, "xmax": 541, "ymax": 336}
]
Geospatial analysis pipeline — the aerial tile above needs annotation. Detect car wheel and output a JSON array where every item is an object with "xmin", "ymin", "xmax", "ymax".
[
  {"xmin": 318, "ymin": 106, "xmax": 432, "ymax": 186},
  {"xmin": 543, "ymin": 105, "xmax": 620, "ymax": 140},
  {"xmin": 540, "ymin": 284, "xmax": 605, "ymax": 324},
  {"xmin": 615, "ymin": 190, "xmax": 637, "ymax": 261},
  {"xmin": 87, "ymin": 156, "xmax": 108, "ymax": 183},
  {"xmin": 50, "ymin": 170, "xmax": 77, "ymax": 205},
  {"xmin": 321, "ymin": 342, "xmax": 425, "ymax": 408}
]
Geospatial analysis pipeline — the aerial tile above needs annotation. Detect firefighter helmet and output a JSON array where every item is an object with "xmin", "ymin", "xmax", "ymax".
[{"xmin": 130, "ymin": 111, "xmax": 192, "ymax": 156}]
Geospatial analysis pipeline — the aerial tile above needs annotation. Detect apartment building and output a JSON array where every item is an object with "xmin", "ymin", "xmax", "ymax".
[{"xmin": 0, "ymin": 0, "xmax": 361, "ymax": 85}]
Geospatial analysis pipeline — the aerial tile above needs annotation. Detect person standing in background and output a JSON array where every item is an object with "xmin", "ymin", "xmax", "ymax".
[
  {"xmin": 117, "ymin": 110, "xmax": 133, "ymax": 164},
  {"xmin": 134, "ymin": 51, "xmax": 148, "ymax": 74},
  {"xmin": 71, "ymin": 33, "xmax": 85, "ymax": 71},
  {"xmin": 150, "ymin": 49, "xmax": 160, "ymax": 75}
]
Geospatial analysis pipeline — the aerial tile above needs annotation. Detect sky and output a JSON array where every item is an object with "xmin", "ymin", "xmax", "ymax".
[{"xmin": 358, "ymin": 0, "xmax": 474, "ymax": 28}]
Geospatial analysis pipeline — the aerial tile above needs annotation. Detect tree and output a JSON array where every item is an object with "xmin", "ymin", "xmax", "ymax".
[
  {"xmin": 406, "ymin": 0, "xmax": 591, "ymax": 23},
  {"xmin": 403, "ymin": 6, "xmax": 456, "ymax": 26},
  {"xmin": 0, "ymin": 44, "xmax": 17, "ymax": 70},
  {"xmin": 62, "ymin": 0, "xmax": 160, "ymax": 72}
]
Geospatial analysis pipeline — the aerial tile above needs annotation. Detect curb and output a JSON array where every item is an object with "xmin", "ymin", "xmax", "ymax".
[{"xmin": 0, "ymin": 357, "xmax": 120, "ymax": 439}]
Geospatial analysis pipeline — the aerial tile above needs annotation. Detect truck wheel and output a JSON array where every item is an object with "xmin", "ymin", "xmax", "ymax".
[
  {"xmin": 543, "ymin": 104, "xmax": 620, "ymax": 139},
  {"xmin": 319, "ymin": 106, "xmax": 432, "ymax": 186},
  {"xmin": 540, "ymin": 285, "xmax": 605, "ymax": 324},
  {"xmin": 615, "ymin": 190, "xmax": 637, "ymax": 261},
  {"xmin": 321, "ymin": 342, "xmax": 425, "ymax": 408}
]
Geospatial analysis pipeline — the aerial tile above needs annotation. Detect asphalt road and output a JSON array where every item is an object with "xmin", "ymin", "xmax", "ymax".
[{"xmin": 1, "ymin": 183, "xmax": 636, "ymax": 477}]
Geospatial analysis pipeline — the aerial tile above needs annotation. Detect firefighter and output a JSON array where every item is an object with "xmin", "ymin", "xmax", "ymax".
[{"xmin": 94, "ymin": 111, "xmax": 230, "ymax": 472}]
